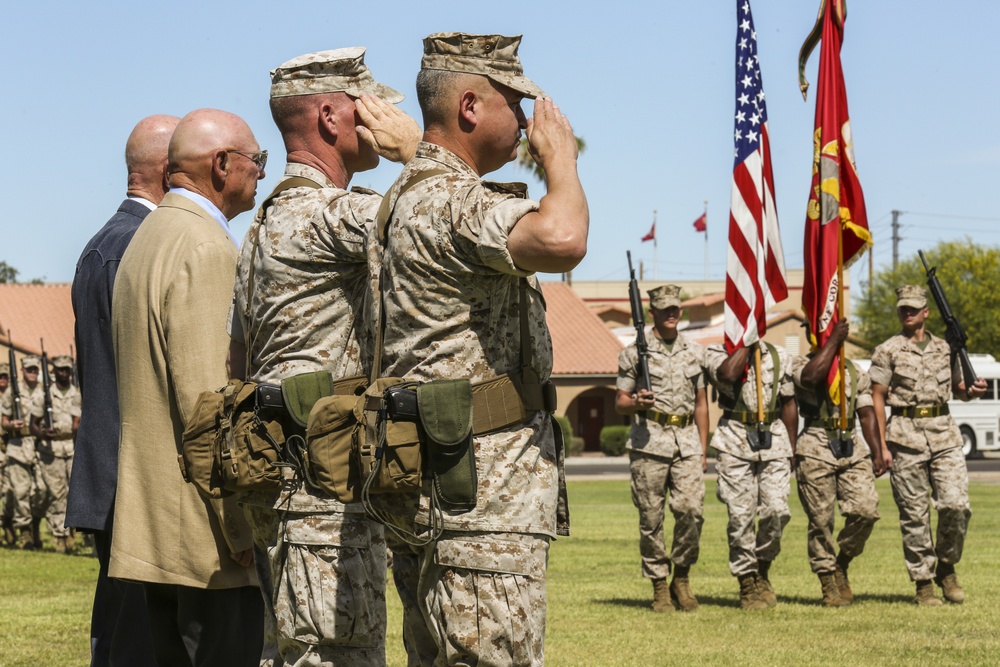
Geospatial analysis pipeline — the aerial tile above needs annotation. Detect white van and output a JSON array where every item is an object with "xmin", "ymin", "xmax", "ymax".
[{"xmin": 853, "ymin": 354, "xmax": 1000, "ymax": 459}]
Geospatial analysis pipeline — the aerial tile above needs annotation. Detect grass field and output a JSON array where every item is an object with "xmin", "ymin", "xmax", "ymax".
[{"xmin": 2, "ymin": 478, "xmax": 999, "ymax": 666}]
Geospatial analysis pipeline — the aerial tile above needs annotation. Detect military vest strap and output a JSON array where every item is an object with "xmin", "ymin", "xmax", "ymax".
[
  {"xmin": 244, "ymin": 176, "xmax": 327, "ymax": 373},
  {"xmin": 371, "ymin": 169, "xmax": 449, "ymax": 380},
  {"xmin": 816, "ymin": 359, "xmax": 859, "ymax": 421},
  {"xmin": 719, "ymin": 342, "xmax": 780, "ymax": 417}
]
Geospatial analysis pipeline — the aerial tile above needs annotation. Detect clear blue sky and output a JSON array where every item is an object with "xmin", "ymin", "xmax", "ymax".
[{"xmin": 3, "ymin": 0, "xmax": 998, "ymax": 303}]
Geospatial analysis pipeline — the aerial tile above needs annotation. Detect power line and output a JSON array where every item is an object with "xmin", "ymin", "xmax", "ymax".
[{"xmin": 906, "ymin": 211, "xmax": 1000, "ymax": 222}]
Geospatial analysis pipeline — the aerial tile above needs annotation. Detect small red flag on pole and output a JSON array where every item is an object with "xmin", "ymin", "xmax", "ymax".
[
  {"xmin": 641, "ymin": 219, "xmax": 656, "ymax": 243},
  {"xmin": 693, "ymin": 213, "xmax": 707, "ymax": 233}
]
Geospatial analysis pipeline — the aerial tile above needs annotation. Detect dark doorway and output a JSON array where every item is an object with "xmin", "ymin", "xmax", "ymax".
[{"xmin": 577, "ymin": 396, "xmax": 605, "ymax": 451}]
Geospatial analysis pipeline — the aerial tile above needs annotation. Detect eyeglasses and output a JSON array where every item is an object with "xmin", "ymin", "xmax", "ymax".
[{"xmin": 227, "ymin": 149, "xmax": 268, "ymax": 172}]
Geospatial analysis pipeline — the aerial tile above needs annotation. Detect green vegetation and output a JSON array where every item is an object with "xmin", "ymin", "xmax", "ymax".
[
  {"xmin": 600, "ymin": 425, "xmax": 630, "ymax": 456},
  {"xmin": 3, "ymin": 478, "xmax": 1000, "ymax": 666}
]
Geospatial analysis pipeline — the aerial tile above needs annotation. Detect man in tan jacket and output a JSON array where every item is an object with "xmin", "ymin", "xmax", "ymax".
[{"xmin": 112, "ymin": 108, "xmax": 265, "ymax": 667}]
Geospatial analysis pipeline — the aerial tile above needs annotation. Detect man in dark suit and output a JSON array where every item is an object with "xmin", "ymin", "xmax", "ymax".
[{"xmin": 68, "ymin": 114, "xmax": 178, "ymax": 667}]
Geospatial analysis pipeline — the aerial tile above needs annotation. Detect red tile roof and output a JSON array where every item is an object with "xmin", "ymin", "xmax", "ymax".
[
  {"xmin": 682, "ymin": 292, "xmax": 726, "ymax": 308},
  {"xmin": 542, "ymin": 282, "xmax": 622, "ymax": 375},
  {"xmin": 0, "ymin": 283, "xmax": 75, "ymax": 358}
]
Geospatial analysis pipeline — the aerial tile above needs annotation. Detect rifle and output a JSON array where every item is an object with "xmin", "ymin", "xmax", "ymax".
[
  {"xmin": 626, "ymin": 251, "xmax": 651, "ymax": 392},
  {"xmin": 69, "ymin": 344, "xmax": 79, "ymax": 388},
  {"xmin": 918, "ymin": 250, "xmax": 977, "ymax": 389},
  {"xmin": 40, "ymin": 338, "xmax": 54, "ymax": 434},
  {"xmin": 7, "ymin": 332, "xmax": 27, "ymax": 436}
]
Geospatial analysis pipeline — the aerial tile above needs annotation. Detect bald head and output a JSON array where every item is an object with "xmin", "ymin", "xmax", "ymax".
[
  {"xmin": 168, "ymin": 108, "xmax": 263, "ymax": 219},
  {"xmin": 168, "ymin": 109, "xmax": 255, "ymax": 171},
  {"xmin": 125, "ymin": 114, "xmax": 180, "ymax": 204}
]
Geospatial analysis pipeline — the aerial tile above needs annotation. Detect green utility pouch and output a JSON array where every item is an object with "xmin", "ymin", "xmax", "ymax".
[
  {"xmin": 418, "ymin": 379, "xmax": 476, "ymax": 513},
  {"xmin": 282, "ymin": 371, "xmax": 335, "ymax": 427}
]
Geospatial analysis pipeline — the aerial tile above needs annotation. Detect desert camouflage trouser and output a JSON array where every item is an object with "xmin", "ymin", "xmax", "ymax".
[
  {"xmin": 715, "ymin": 452, "xmax": 791, "ymax": 577},
  {"xmin": 888, "ymin": 444, "xmax": 970, "ymax": 581},
  {"xmin": 629, "ymin": 450, "xmax": 704, "ymax": 580},
  {"xmin": 5, "ymin": 458, "xmax": 35, "ymax": 529},
  {"xmin": 36, "ymin": 450, "xmax": 72, "ymax": 537},
  {"xmin": 795, "ymin": 455, "xmax": 880, "ymax": 574},
  {"xmin": 391, "ymin": 531, "xmax": 549, "ymax": 667},
  {"xmin": 245, "ymin": 501, "xmax": 387, "ymax": 667}
]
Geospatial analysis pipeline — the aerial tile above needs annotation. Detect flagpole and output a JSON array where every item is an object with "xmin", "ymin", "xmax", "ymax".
[
  {"xmin": 755, "ymin": 344, "xmax": 765, "ymax": 425},
  {"xmin": 703, "ymin": 200, "xmax": 709, "ymax": 281},
  {"xmin": 653, "ymin": 209, "xmax": 659, "ymax": 281},
  {"xmin": 838, "ymin": 216, "xmax": 847, "ymax": 431}
]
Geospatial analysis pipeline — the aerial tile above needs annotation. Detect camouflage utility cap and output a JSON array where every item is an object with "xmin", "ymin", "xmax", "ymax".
[
  {"xmin": 21, "ymin": 355, "xmax": 41, "ymax": 369},
  {"xmin": 0, "ymin": 362, "xmax": 8, "ymax": 375},
  {"xmin": 270, "ymin": 47, "xmax": 404, "ymax": 103},
  {"xmin": 51, "ymin": 355, "xmax": 73, "ymax": 369},
  {"xmin": 895, "ymin": 284, "xmax": 927, "ymax": 309},
  {"xmin": 648, "ymin": 284, "xmax": 682, "ymax": 310},
  {"xmin": 421, "ymin": 32, "xmax": 545, "ymax": 99}
]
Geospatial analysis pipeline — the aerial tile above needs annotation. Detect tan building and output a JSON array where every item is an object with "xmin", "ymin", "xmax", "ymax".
[{"xmin": 541, "ymin": 282, "xmax": 623, "ymax": 452}]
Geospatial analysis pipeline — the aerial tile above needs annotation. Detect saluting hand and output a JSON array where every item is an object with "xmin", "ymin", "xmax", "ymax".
[
  {"xmin": 355, "ymin": 95, "xmax": 422, "ymax": 164},
  {"xmin": 525, "ymin": 97, "xmax": 578, "ymax": 173}
]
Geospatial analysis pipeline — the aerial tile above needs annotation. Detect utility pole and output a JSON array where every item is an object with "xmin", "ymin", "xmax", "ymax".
[{"xmin": 891, "ymin": 210, "xmax": 902, "ymax": 271}]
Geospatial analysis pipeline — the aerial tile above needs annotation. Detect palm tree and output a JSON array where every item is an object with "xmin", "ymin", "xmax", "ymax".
[{"xmin": 516, "ymin": 136, "xmax": 586, "ymax": 182}]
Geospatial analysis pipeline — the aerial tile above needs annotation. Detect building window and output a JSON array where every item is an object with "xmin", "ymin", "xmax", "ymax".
[{"xmin": 785, "ymin": 334, "xmax": 800, "ymax": 356}]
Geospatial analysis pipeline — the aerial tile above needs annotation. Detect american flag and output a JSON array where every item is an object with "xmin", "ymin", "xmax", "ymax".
[{"xmin": 724, "ymin": 0, "xmax": 788, "ymax": 352}]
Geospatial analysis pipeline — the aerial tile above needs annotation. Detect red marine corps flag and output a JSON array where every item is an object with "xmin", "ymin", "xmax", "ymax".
[
  {"xmin": 799, "ymin": 0, "xmax": 872, "ymax": 404},
  {"xmin": 725, "ymin": 0, "xmax": 788, "ymax": 352}
]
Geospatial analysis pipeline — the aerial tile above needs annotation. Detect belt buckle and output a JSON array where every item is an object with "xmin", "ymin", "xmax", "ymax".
[
  {"xmin": 667, "ymin": 414, "xmax": 681, "ymax": 426},
  {"xmin": 916, "ymin": 407, "xmax": 932, "ymax": 418}
]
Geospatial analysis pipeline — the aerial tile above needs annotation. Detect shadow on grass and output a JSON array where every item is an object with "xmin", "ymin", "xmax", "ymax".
[
  {"xmin": 595, "ymin": 597, "xmax": 653, "ymax": 610},
  {"xmin": 775, "ymin": 592, "xmax": 915, "ymax": 606},
  {"xmin": 596, "ymin": 595, "xmax": 744, "ymax": 609}
]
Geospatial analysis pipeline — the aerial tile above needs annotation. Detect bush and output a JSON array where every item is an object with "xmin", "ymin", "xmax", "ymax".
[
  {"xmin": 599, "ymin": 425, "xmax": 629, "ymax": 457},
  {"xmin": 552, "ymin": 415, "xmax": 573, "ymax": 450},
  {"xmin": 569, "ymin": 437, "xmax": 585, "ymax": 457}
]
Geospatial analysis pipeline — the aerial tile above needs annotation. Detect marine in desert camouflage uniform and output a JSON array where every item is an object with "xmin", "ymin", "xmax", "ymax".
[
  {"xmin": 793, "ymin": 320, "xmax": 885, "ymax": 607},
  {"xmin": 30, "ymin": 354, "xmax": 80, "ymax": 553},
  {"xmin": 379, "ymin": 32, "xmax": 588, "ymax": 667},
  {"xmin": 0, "ymin": 362, "xmax": 11, "ymax": 545},
  {"xmin": 870, "ymin": 285, "xmax": 986, "ymax": 606},
  {"xmin": 705, "ymin": 340, "xmax": 797, "ymax": 610},
  {"xmin": 1, "ymin": 355, "xmax": 45, "ymax": 549},
  {"xmin": 229, "ymin": 48, "xmax": 420, "ymax": 666},
  {"xmin": 616, "ymin": 284, "xmax": 707, "ymax": 613}
]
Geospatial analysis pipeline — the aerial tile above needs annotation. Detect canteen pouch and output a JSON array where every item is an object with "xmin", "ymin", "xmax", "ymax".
[
  {"xmin": 180, "ymin": 389, "xmax": 231, "ymax": 500},
  {"xmin": 418, "ymin": 379, "xmax": 476, "ymax": 513},
  {"xmin": 218, "ymin": 380, "xmax": 284, "ymax": 494},
  {"xmin": 306, "ymin": 394, "xmax": 363, "ymax": 503},
  {"xmin": 301, "ymin": 375, "xmax": 369, "ymax": 501},
  {"xmin": 357, "ymin": 378, "xmax": 423, "ymax": 496}
]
